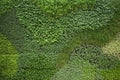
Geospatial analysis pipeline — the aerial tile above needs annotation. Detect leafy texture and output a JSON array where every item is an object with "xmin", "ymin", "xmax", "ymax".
[
  {"xmin": 13, "ymin": 53, "xmax": 58, "ymax": 80},
  {"xmin": 51, "ymin": 55, "xmax": 96, "ymax": 80},
  {"xmin": 102, "ymin": 33, "xmax": 120, "ymax": 58},
  {"xmin": 72, "ymin": 44, "xmax": 119, "ymax": 69},
  {"xmin": 100, "ymin": 65, "xmax": 120, "ymax": 80},
  {"xmin": 33, "ymin": 0, "xmax": 96, "ymax": 17},
  {"xmin": 0, "ymin": 33, "xmax": 18, "ymax": 80},
  {"xmin": 0, "ymin": 0, "xmax": 120, "ymax": 80},
  {"xmin": 0, "ymin": 0, "xmax": 17, "ymax": 16},
  {"xmin": 16, "ymin": 0, "xmax": 64, "ymax": 45},
  {"xmin": 16, "ymin": 0, "xmax": 114, "ymax": 45}
]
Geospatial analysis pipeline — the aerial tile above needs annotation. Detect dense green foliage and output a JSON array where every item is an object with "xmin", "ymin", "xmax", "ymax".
[
  {"xmin": 100, "ymin": 65, "xmax": 120, "ymax": 80},
  {"xmin": 0, "ymin": 0, "xmax": 17, "ymax": 16},
  {"xmin": 0, "ymin": 10, "xmax": 59, "ymax": 80},
  {"xmin": 33, "ymin": 0, "xmax": 96, "ymax": 17},
  {"xmin": 16, "ymin": 0, "xmax": 114, "ymax": 45},
  {"xmin": 16, "ymin": 0, "xmax": 64, "ymax": 45},
  {"xmin": 13, "ymin": 53, "xmax": 57, "ymax": 80},
  {"xmin": 0, "ymin": 0, "xmax": 120, "ymax": 80},
  {"xmin": 73, "ymin": 44, "xmax": 119, "ymax": 69},
  {"xmin": 0, "ymin": 33, "xmax": 18, "ymax": 80},
  {"xmin": 51, "ymin": 55, "xmax": 96, "ymax": 80}
]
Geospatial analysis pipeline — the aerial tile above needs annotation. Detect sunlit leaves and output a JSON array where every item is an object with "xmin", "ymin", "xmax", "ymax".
[
  {"xmin": 16, "ymin": 0, "xmax": 114, "ymax": 46},
  {"xmin": 0, "ymin": 33, "xmax": 18, "ymax": 79}
]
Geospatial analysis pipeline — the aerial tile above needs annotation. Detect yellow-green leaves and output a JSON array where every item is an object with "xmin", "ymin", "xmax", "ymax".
[
  {"xmin": 0, "ymin": 33, "xmax": 18, "ymax": 79},
  {"xmin": 33, "ymin": 0, "xmax": 96, "ymax": 17}
]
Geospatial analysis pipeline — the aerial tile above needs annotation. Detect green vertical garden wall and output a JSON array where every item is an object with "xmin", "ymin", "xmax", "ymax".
[{"xmin": 0, "ymin": 0, "xmax": 120, "ymax": 80}]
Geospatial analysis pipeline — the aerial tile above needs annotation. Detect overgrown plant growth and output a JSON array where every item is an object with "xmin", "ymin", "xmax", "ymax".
[
  {"xmin": 33, "ymin": 0, "xmax": 96, "ymax": 17},
  {"xmin": 16, "ymin": 0, "xmax": 114, "ymax": 45},
  {"xmin": 0, "ymin": 33, "xmax": 18, "ymax": 80},
  {"xmin": 0, "ymin": 0, "xmax": 120, "ymax": 80},
  {"xmin": 0, "ymin": 0, "xmax": 18, "ymax": 16}
]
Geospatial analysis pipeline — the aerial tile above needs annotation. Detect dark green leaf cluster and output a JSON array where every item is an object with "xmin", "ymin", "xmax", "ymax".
[
  {"xmin": 14, "ymin": 53, "xmax": 58, "ymax": 80},
  {"xmin": 0, "ymin": 0, "xmax": 17, "ymax": 16},
  {"xmin": 16, "ymin": 0, "xmax": 64, "ymax": 45},
  {"xmin": 16, "ymin": 0, "xmax": 114, "ymax": 46},
  {"xmin": 14, "ymin": 69, "xmax": 56, "ymax": 80},
  {"xmin": 18, "ymin": 53, "xmax": 57, "ymax": 69},
  {"xmin": 72, "ymin": 44, "xmax": 119, "ymax": 69}
]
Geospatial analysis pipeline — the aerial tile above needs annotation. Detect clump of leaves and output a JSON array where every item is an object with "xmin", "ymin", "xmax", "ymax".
[
  {"xmin": 16, "ymin": 0, "xmax": 64, "ymax": 46},
  {"xmin": 51, "ymin": 55, "xmax": 96, "ymax": 80},
  {"xmin": 0, "ymin": 33, "xmax": 18, "ymax": 80},
  {"xmin": 72, "ymin": 44, "xmax": 119, "ymax": 69},
  {"xmin": 100, "ymin": 64, "xmax": 120, "ymax": 80},
  {"xmin": 102, "ymin": 33, "xmax": 120, "ymax": 58},
  {"xmin": 16, "ymin": 0, "xmax": 114, "ymax": 46},
  {"xmin": 0, "ymin": 0, "xmax": 18, "ymax": 16},
  {"xmin": 14, "ymin": 53, "xmax": 58, "ymax": 80},
  {"xmin": 33, "ymin": 0, "xmax": 96, "ymax": 17}
]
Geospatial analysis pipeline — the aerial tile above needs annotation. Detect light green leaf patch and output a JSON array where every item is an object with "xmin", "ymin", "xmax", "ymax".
[{"xmin": 51, "ymin": 55, "xmax": 96, "ymax": 80}]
